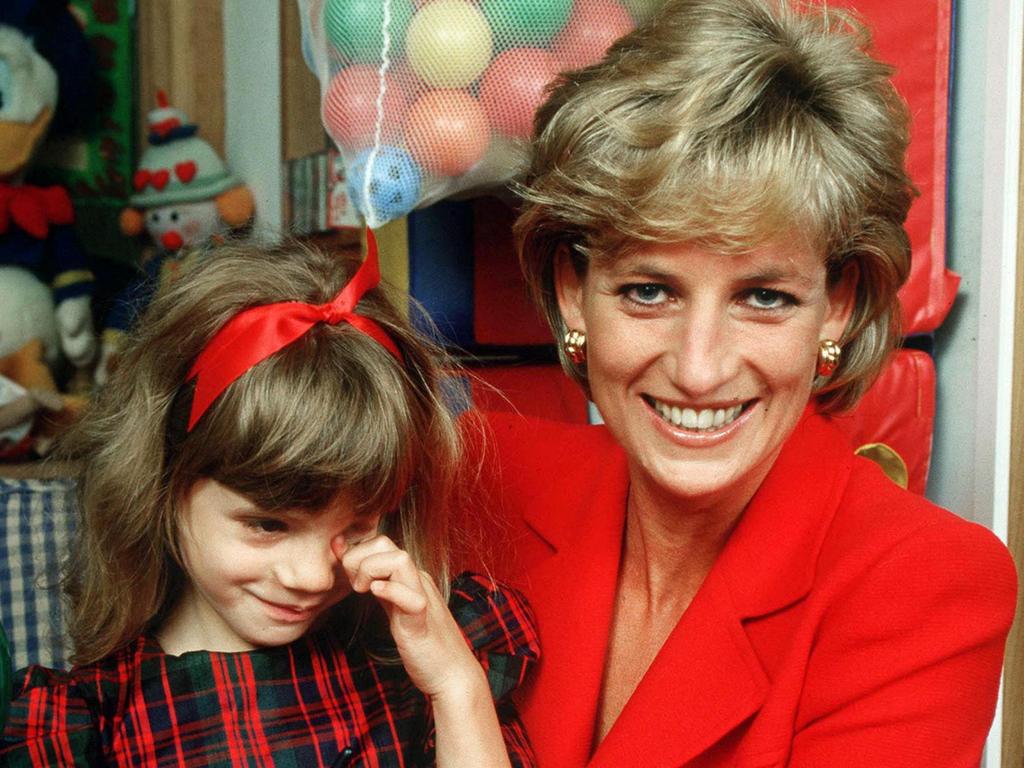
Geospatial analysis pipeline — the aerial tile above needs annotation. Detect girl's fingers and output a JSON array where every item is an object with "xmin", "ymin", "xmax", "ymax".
[
  {"xmin": 369, "ymin": 578, "xmax": 429, "ymax": 616},
  {"xmin": 343, "ymin": 541, "xmax": 421, "ymax": 593},
  {"xmin": 339, "ymin": 534, "xmax": 399, "ymax": 581}
]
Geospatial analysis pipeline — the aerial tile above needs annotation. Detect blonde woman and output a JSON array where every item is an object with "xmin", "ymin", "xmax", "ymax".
[{"xmin": 464, "ymin": 0, "xmax": 1018, "ymax": 765}]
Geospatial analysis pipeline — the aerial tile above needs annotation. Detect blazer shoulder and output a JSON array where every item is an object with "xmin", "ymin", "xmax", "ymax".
[
  {"xmin": 822, "ymin": 456, "xmax": 1017, "ymax": 614},
  {"xmin": 474, "ymin": 411, "xmax": 619, "ymax": 467}
]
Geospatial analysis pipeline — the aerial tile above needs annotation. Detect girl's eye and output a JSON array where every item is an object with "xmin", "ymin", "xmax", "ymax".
[
  {"xmin": 623, "ymin": 283, "xmax": 670, "ymax": 306},
  {"xmin": 743, "ymin": 288, "xmax": 794, "ymax": 310},
  {"xmin": 244, "ymin": 518, "xmax": 287, "ymax": 534},
  {"xmin": 343, "ymin": 520, "xmax": 378, "ymax": 545}
]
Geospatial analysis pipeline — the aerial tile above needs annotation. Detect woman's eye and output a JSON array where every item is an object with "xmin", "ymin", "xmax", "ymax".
[
  {"xmin": 744, "ymin": 288, "xmax": 793, "ymax": 310},
  {"xmin": 623, "ymin": 283, "xmax": 670, "ymax": 306},
  {"xmin": 244, "ymin": 518, "xmax": 287, "ymax": 534}
]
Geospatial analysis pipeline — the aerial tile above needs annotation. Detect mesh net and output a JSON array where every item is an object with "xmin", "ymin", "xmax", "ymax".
[{"xmin": 299, "ymin": 0, "xmax": 667, "ymax": 227}]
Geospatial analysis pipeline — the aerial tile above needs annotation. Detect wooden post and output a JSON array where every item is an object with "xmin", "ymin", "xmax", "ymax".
[
  {"xmin": 1002, "ymin": 83, "xmax": 1024, "ymax": 767},
  {"xmin": 136, "ymin": 0, "xmax": 225, "ymax": 154}
]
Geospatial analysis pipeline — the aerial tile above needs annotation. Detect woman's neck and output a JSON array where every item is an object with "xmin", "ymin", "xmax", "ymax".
[{"xmin": 620, "ymin": 478, "xmax": 749, "ymax": 610}]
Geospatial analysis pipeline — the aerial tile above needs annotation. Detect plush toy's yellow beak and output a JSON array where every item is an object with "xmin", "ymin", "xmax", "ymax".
[{"xmin": 0, "ymin": 107, "xmax": 53, "ymax": 178}]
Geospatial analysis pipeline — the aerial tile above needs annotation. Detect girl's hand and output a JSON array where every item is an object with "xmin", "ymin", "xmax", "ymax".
[{"xmin": 338, "ymin": 535, "xmax": 486, "ymax": 701}]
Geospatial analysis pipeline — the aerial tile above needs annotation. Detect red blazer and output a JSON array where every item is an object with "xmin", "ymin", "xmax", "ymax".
[{"xmin": 460, "ymin": 409, "xmax": 1018, "ymax": 767}]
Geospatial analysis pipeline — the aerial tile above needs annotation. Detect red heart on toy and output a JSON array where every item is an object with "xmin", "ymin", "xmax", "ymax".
[
  {"xmin": 133, "ymin": 169, "xmax": 151, "ymax": 191},
  {"xmin": 151, "ymin": 169, "xmax": 170, "ymax": 190},
  {"xmin": 175, "ymin": 161, "xmax": 197, "ymax": 183}
]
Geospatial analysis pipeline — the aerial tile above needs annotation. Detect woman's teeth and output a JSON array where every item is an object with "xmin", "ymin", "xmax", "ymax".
[{"xmin": 651, "ymin": 400, "xmax": 744, "ymax": 431}]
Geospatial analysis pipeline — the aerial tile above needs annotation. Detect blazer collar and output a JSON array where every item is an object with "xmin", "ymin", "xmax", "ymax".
[
  {"xmin": 519, "ymin": 407, "xmax": 854, "ymax": 768},
  {"xmin": 716, "ymin": 407, "xmax": 854, "ymax": 618},
  {"xmin": 523, "ymin": 406, "xmax": 854, "ymax": 618}
]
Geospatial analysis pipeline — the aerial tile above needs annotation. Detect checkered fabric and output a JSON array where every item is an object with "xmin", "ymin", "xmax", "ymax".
[
  {"xmin": 2, "ymin": 573, "xmax": 539, "ymax": 766},
  {"xmin": 0, "ymin": 478, "xmax": 76, "ymax": 672}
]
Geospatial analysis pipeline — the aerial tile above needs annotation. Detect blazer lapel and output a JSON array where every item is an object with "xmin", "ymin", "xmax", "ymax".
[
  {"xmin": 517, "ymin": 453, "xmax": 629, "ymax": 768},
  {"xmin": 589, "ymin": 566, "xmax": 769, "ymax": 768}
]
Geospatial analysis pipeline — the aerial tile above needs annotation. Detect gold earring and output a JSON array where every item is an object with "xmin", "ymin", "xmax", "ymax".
[
  {"xmin": 564, "ymin": 329, "xmax": 586, "ymax": 365},
  {"xmin": 817, "ymin": 339, "xmax": 842, "ymax": 377}
]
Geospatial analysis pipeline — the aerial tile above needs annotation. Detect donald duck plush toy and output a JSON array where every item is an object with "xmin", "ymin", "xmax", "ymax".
[{"xmin": 0, "ymin": 1, "xmax": 97, "ymax": 385}]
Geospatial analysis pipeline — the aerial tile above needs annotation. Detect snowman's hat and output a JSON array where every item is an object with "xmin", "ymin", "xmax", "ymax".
[{"xmin": 130, "ymin": 91, "xmax": 239, "ymax": 208}]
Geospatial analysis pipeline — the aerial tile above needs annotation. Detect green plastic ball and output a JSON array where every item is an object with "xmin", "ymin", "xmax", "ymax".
[
  {"xmin": 323, "ymin": 0, "xmax": 415, "ymax": 64},
  {"xmin": 481, "ymin": 0, "xmax": 574, "ymax": 47}
]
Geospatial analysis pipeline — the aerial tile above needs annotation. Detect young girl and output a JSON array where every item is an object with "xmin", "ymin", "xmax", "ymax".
[{"xmin": 0, "ymin": 232, "xmax": 538, "ymax": 767}]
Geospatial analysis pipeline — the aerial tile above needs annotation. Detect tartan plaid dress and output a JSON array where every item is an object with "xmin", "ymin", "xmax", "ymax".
[{"xmin": 1, "ymin": 573, "xmax": 538, "ymax": 767}]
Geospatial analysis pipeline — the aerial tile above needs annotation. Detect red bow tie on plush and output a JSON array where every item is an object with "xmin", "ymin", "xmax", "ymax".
[
  {"xmin": 186, "ymin": 228, "xmax": 402, "ymax": 431},
  {"xmin": 0, "ymin": 184, "xmax": 74, "ymax": 239}
]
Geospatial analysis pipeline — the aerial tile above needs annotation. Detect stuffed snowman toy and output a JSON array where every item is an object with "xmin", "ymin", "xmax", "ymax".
[{"xmin": 97, "ymin": 93, "xmax": 254, "ymax": 384}]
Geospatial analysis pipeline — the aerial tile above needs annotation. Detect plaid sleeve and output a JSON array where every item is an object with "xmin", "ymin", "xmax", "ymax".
[
  {"xmin": 450, "ymin": 572, "xmax": 540, "ymax": 768},
  {"xmin": 0, "ymin": 665, "xmax": 100, "ymax": 766},
  {"xmin": 449, "ymin": 572, "xmax": 540, "ymax": 702}
]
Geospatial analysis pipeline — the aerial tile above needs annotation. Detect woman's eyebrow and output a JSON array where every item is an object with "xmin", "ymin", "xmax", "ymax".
[
  {"xmin": 608, "ymin": 260, "xmax": 678, "ymax": 280},
  {"xmin": 737, "ymin": 268, "xmax": 815, "ymax": 286}
]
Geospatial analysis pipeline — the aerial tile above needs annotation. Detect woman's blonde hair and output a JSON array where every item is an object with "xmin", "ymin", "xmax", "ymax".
[
  {"xmin": 516, "ymin": 0, "xmax": 914, "ymax": 411},
  {"xmin": 61, "ymin": 239, "xmax": 460, "ymax": 664}
]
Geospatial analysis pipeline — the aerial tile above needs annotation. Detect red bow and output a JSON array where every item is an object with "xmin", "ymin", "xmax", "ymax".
[
  {"xmin": 0, "ymin": 184, "xmax": 74, "ymax": 239},
  {"xmin": 186, "ymin": 229, "xmax": 401, "ymax": 431}
]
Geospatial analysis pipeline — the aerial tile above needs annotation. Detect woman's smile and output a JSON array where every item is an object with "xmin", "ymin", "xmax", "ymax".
[{"xmin": 643, "ymin": 394, "xmax": 749, "ymax": 433}]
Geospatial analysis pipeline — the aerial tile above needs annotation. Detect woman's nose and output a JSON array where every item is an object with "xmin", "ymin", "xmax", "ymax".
[{"xmin": 667, "ymin": 306, "xmax": 737, "ymax": 397}]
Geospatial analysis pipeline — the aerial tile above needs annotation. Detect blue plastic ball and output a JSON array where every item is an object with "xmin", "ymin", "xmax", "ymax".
[{"xmin": 346, "ymin": 146, "xmax": 423, "ymax": 224}]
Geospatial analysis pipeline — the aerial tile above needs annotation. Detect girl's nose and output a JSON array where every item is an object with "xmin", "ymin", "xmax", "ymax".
[{"xmin": 274, "ymin": 538, "xmax": 338, "ymax": 594}]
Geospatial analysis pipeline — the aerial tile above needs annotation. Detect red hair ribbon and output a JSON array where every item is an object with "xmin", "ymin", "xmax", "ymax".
[{"xmin": 186, "ymin": 229, "xmax": 401, "ymax": 431}]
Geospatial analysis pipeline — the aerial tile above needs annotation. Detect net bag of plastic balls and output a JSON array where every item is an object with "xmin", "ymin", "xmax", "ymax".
[{"xmin": 298, "ymin": 0, "xmax": 667, "ymax": 227}]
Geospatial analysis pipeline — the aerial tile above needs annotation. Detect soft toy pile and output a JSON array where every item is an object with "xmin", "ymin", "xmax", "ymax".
[{"xmin": 0, "ymin": 0, "xmax": 97, "ymax": 459}]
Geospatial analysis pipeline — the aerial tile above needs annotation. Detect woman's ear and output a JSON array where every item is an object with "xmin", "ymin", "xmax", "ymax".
[
  {"xmin": 822, "ymin": 260, "xmax": 859, "ymax": 342},
  {"xmin": 554, "ymin": 245, "xmax": 587, "ymax": 332}
]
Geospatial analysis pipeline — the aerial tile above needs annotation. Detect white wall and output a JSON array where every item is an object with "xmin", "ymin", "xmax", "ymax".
[
  {"xmin": 223, "ymin": 0, "xmax": 283, "ymax": 238},
  {"xmin": 930, "ymin": 0, "xmax": 1020, "ymax": 532},
  {"xmin": 929, "ymin": 0, "xmax": 1021, "ymax": 764}
]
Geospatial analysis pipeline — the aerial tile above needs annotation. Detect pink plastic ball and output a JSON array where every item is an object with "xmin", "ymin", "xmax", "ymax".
[
  {"xmin": 554, "ymin": 0, "xmax": 635, "ymax": 68},
  {"xmin": 404, "ymin": 90, "xmax": 491, "ymax": 176},
  {"xmin": 321, "ymin": 66, "xmax": 410, "ymax": 149},
  {"xmin": 480, "ymin": 48, "xmax": 561, "ymax": 138}
]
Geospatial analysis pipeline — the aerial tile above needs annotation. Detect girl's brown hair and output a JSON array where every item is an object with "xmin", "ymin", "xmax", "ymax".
[
  {"xmin": 516, "ymin": 0, "xmax": 915, "ymax": 411},
  {"xmin": 61, "ymin": 239, "xmax": 460, "ymax": 664}
]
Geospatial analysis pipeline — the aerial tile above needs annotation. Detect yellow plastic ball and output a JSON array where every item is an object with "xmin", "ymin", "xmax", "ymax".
[{"xmin": 406, "ymin": 0, "xmax": 494, "ymax": 89}]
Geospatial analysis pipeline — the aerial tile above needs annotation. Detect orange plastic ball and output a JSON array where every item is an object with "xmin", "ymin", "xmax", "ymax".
[
  {"xmin": 404, "ymin": 89, "xmax": 491, "ymax": 176},
  {"xmin": 480, "ymin": 48, "xmax": 561, "ymax": 138}
]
